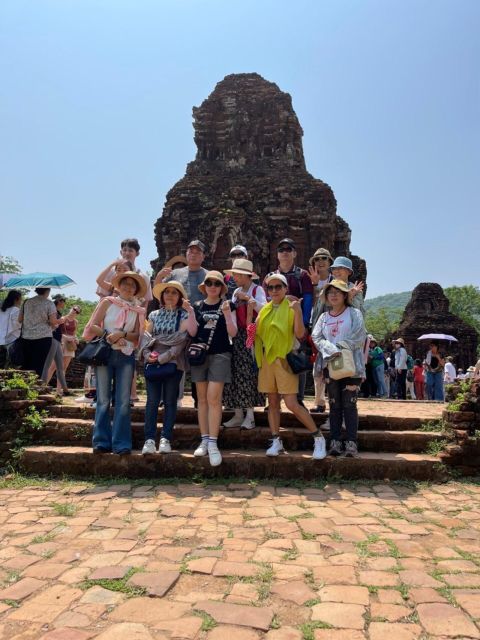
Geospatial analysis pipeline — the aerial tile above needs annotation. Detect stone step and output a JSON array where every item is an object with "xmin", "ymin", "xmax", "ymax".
[
  {"xmin": 41, "ymin": 417, "xmax": 444, "ymax": 453},
  {"xmin": 47, "ymin": 404, "xmax": 429, "ymax": 431},
  {"xmin": 20, "ymin": 445, "xmax": 447, "ymax": 481}
]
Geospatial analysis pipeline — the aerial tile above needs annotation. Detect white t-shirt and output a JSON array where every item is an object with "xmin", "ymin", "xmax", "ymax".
[
  {"xmin": 323, "ymin": 308, "xmax": 352, "ymax": 345},
  {"xmin": 0, "ymin": 306, "xmax": 21, "ymax": 345},
  {"xmin": 444, "ymin": 362, "xmax": 456, "ymax": 383}
]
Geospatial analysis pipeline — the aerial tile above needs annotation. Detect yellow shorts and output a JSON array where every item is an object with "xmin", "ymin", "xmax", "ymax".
[{"xmin": 258, "ymin": 356, "xmax": 299, "ymax": 395}]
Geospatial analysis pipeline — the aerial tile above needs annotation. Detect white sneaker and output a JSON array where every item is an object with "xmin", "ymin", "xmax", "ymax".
[
  {"xmin": 241, "ymin": 415, "xmax": 256, "ymax": 430},
  {"xmin": 159, "ymin": 437, "xmax": 171, "ymax": 454},
  {"xmin": 223, "ymin": 411, "xmax": 244, "ymax": 428},
  {"xmin": 313, "ymin": 436, "xmax": 327, "ymax": 460},
  {"xmin": 266, "ymin": 438, "xmax": 284, "ymax": 456},
  {"xmin": 208, "ymin": 442, "xmax": 222, "ymax": 467},
  {"xmin": 142, "ymin": 439, "xmax": 156, "ymax": 455},
  {"xmin": 194, "ymin": 440, "xmax": 209, "ymax": 457}
]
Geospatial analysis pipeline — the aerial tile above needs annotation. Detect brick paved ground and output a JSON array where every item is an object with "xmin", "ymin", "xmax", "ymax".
[{"xmin": 1, "ymin": 476, "xmax": 480, "ymax": 639}]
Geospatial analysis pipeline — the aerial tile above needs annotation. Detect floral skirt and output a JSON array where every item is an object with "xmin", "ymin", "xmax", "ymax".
[{"xmin": 223, "ymin": 328, "xmax": 265, "ymax": 408}]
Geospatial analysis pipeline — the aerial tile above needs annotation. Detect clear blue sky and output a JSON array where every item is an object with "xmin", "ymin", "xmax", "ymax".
[{"xmin": 1, "ymin": 0, "xmax": 478, "ymax": 301}]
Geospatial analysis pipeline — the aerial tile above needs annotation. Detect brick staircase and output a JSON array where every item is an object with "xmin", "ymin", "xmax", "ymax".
[{"xmin": 18, "ymin": 398, "xmax": 450, "ymax": 481}]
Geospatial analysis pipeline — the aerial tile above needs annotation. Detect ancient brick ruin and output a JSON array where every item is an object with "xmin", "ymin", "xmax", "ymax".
[
  {"xmin": 152, "ymin": 73, "xmax": 366, "ymax": 282},
  {"xmin": 395, "ymin": 283, "xmax": 478, "ymax": 369}
]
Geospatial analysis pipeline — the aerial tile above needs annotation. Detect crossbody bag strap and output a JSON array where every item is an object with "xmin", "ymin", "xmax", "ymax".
[{"xmin": 19, "ymin": 301, "xmax": 26, "ymax": 338}]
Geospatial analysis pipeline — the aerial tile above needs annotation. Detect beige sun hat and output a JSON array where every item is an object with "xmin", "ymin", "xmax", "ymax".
[
  {"xmin": 394, "ymin": 337, "xmax": 405, "ymax": 346},
  {"xmin": 198, "ymin": 271, "xmax": 228, "ymax": 297},
  {"xmin": 152, "ymin": 280, "xmax": 187, "ymax": 302},
  {"xmin": 224, "ymin": 258, "xmax": 257, "ymax": 278},
  {"xmin": 319, "ymin": 279, "xmax": 351, "ymax": 304},
  {"xmin": 164, "ymin": 255, "xmax": 188, "ymax": 269},
  {"xmin": 264, "ymin": 273, "xmax": 288, "ymax": 287},
  {"xmin": 309, "ymin": 247, "xmax": 333, "ymax": 266},
  {"xmin": 111, "ymin": 271, "xmax": 147, "ymax": 299}
]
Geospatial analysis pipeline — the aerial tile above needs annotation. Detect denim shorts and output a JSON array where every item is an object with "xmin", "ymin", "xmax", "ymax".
[{"xmin": 191, "ymin": 352, "xmax": 232, "ymax": 383}]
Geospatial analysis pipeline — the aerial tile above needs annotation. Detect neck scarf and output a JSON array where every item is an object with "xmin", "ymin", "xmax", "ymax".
[{"xmin": 255, "ymin": 298, "xmax": 294, "ymax": 365}]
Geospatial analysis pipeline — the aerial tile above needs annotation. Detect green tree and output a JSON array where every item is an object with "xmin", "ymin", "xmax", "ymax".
[
  {"xmin": 365, "ymin": 307, "xmax": 403, "ymax": 343},
  {"xmin": 444, "ymin": 285, "xmax": 480, "ymax": 334},
  {"xmin": 0, "ymin": 256, "xmax": 22, "ymax": 274}
]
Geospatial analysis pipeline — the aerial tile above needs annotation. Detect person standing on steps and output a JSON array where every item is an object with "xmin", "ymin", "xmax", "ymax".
[
  {"xmin": 254, "ymin": 273, "xmax": 326, "ymax": 460},
  {"xmin": 83, "ymin": 272, "xmax": 146, "ymax": 455},
  {"xmin": 312, "ymin": 280, "xmax": 367, "ymax": 458},
  {"xmin": 309, "ymin": 247, "xmax": 334, "ymax": 413},
  {"xmin": 264, "ymin": 238, "xmax": 313, "ymax": 408},
  {"xmin": 222, "ymin": 258, "xmax": 266, "ymax": 429},
  {"xmin": 141, "ymin": 281, "xmax": 197, "ymax": 455},
  {"xmin": 154, "ymin": 239, "xmax": 209, "ymax": 408},
  {"xmin": 190, "ymin": 271, "xmax": 237, "ymax": 467}
]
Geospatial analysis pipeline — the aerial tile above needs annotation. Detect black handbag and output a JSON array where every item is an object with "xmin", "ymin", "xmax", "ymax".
[
  {"xmin": 78, "ymin": 333, "xmax": 112, "ymax": 366},
  {"xmin": 287, "ymin": 339, "xmax": 313, "ymax": 374},
  {"xmin": 144, "ymin": 362, "xmax": 177, "ymax": 381},
  {"xmin": 188, "ymin": 307, "xmax": 218, "ymax": 367},
  {"xmin": 286, "ymin": 350, "xmax": 311, "ymax": 374}
]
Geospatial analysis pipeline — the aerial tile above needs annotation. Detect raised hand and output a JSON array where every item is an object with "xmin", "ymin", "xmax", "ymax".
[
  {"xmin": 154, "ymin": 267, "xmax": 172, "ymax": 285},
  {"xmin": 182, "ymin": 299, "xmax": 194, "ymax": 314},
  {"xmin": 308, "ymin": 265, "xmax": 320, "ymax": 285},
  {"xmin": 288, "ymin": 298, "xmax": 303, "ymax": 313},
  {"xmin": 221, "ymin": 300, "xmax": 232, "ymax": 316}
]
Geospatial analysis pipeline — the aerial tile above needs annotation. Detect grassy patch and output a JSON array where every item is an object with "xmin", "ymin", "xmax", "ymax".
[
  {"xmin": 0, "ymin": 599, "xmax": 20, "ymax": 608},
  {"xmin": 425, "ymin": 439, "xmax": 451, "ymax": 456},
  {"xmin": 329, "ymin": 531, "xmax": 344, "ymax": 542},
  {"xmin": 282, "ymin": 548, "xmax": 299, "ymax": 562},
  {"xmin": 79, "ymin": 568, "xmax": 145, "ymax": 597},
  {"xmin": 270, "ymin": 614, "xmax": 281, "ymax": 629},
  {"xmin": 437, "ymin": 586, "xmax": 457, "ymax": 606},
  {"xmin": 356, "ymin": 534, "xmax": 380, "ymax": 558},
  {"xmin": 304, "ymin": 597, "xmax": 322, "ymax": 607},
  {"xmin": 398, "ymin": 582, "xmax": 409, "ymax": 600},
  {"xmin": 299, "ymin": 621, "xmax": 333, "ymax": 639},
  {"xmin": 30, "ymin": 530, "xmax": 62, "ymax": 545},
  {"xmin": 50, "ymin": 502, "xmax": 79, "ymax": 517},
  {"xmin": 193, "ymin": 610, "xmax": 217, "ymax": 632}
]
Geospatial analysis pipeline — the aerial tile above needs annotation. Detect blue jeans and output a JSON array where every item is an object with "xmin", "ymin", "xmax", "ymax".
[
  {"xmin": 373, "ymin": 364, "xmax": 387, "ymax": 397},
  {"xmin": 144, "ymin": 369, "xmax": 183, "ymax": 441},
  {"xmin": 93, "ymin": 350, "xmax": 135, "ymax": 453},
  {"xmin": 426, "ymin": 371, "xmax": 444, "ymax": 401}
]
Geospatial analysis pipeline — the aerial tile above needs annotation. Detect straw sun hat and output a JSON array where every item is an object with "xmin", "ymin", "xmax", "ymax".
[{"xmin": 111, "ymin": 271, "xmax": 147, "ymax": 299}]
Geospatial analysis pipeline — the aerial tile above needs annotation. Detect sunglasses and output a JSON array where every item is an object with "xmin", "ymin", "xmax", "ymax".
[
  {"xmin": 278, "ymin": 247, "xmax": 293, "ymax": 253},
  {"xmin": 204, "ymin": 280, "xmax": 222, "ymax": 287},
  {"xmin": 314, "ymin": 256, "xmax": 329, "ymax": 262},
  {"xmin": 230, "ymin": 252, "xmax": 245, "ymax": 258},
  {"xmin": 267, "ymin": 284, "xmax": 285, "ymax": 291}
]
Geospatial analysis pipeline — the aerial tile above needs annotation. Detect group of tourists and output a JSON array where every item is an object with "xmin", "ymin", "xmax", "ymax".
[
  {"xmin": 3, "ymin": 235, "xmax": 479, "ymax": 469},
  {"xmin": 75, "ymin": 236, "xmax": 369, "ymax": 465},
  {"xmin": 366, "ymin": 338, "xmax": 472, "ymax": 402},
  {"xmin": 0, "ymin": 288, "xmax": 80, "ymax": 392}
]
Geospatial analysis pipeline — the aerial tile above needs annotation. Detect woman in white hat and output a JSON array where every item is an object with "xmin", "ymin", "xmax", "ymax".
[
  {"xmin": 141, "ymin": 281, "xmax": 197, "ymax": 455},
  {"xmin": 83, "ymin": 272, "xmax": 146, "ymax": 455},
  {"xmin": 191, "ymin": 271, "xmax": 238, "ymax": 466},
  {"xmin": 312, "ymin": 280, "xmax": 367, "ymax": 457},
  {"xmin": 254, "ymin": 273, "xmax": 327, "ymax": 459},
  {"xmin": 222, "ymin": 259, "xmax": 266, "ymax": 429}
]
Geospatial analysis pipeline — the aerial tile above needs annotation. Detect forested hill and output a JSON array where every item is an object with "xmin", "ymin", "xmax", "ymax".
[{"xmin": 364, "ymin": 291, "xmax": 412, "ymax": 314}]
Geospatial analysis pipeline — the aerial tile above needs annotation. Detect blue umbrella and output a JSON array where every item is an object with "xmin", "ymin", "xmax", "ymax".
[{"xmin": 2, "ymin": 272, "xmax": 76, "ymax": 290}]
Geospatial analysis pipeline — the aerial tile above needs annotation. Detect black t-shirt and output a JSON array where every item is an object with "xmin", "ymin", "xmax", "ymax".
[{"xmin": 194, "ymin": 300, "xmax": 235, "ymax": 354}]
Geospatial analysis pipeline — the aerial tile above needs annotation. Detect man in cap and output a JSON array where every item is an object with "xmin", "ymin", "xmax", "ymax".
[
  {"xmin": 155, "ymin": 240, "xmax": 208, "ymax": 305},
  {"xmin": 264, "ymin": 238, "xmax": 314, "ymax": 407}
]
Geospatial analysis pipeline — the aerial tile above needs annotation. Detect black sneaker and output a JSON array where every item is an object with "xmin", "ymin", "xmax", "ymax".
[
  {"xmin": 310, "ymin": 405, "xmax": 326, "ymax": 414},
  {"xmin": 93, "ymin": 447, "xmax": 111, "ymax": 455},
  {"xmin": 328, "ymin": 439, "xmax": 343, "ymax": 456},
  {"xmin": 344, "ymin": 441, "xmax": 359, "ymax": 458}
]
